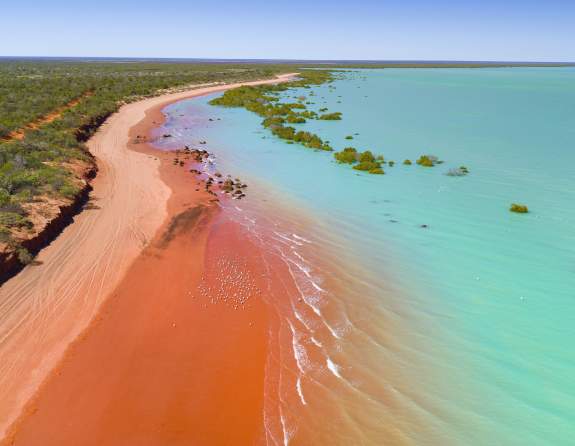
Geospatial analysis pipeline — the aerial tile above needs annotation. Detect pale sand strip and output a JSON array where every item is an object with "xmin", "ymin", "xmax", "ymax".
[{"xmin": 0, "ymin": 73, "xmax": 297, "ymax": 439}]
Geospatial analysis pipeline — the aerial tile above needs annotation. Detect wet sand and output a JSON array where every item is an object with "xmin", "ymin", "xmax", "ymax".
[{"xmin": 0, "ymin": 74, "xmax": 297, "ymax": 444}]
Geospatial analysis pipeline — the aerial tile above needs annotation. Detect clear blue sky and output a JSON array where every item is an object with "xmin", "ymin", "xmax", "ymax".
[{"xmin": 1, "ymin": 0, "xmax": 574, "ymax": 61}]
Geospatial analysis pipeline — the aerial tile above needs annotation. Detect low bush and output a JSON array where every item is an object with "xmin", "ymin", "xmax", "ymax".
[
  {"xmin": 334, "ymin": 147, "xmax": 358, "ymax": 164},
  {"xmin": 510, "ymin": 203, "xmax": 528, "ymax": 213},
  {"xmin": 353, "ymin": 161, "xmax": 382, "ymax": 171},
  {"xmin": 416, "ymin": 155, "xmax": 439, "ymax": 167},
  {"xmin": 319, "ymin": 112, "xmax": 342, "ymax": 120}
]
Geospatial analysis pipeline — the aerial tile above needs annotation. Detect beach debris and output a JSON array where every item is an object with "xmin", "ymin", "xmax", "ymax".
[{"xmin": 162, "ymin": 133, "xmax": 172, "ymax": 138}]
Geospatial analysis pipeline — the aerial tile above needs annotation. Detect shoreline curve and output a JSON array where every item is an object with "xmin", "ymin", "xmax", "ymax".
[{"xmin": 0, "ymin": 73, "xmax": 298, "ymax": 441}]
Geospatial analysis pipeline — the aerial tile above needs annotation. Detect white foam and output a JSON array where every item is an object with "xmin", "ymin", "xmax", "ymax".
[
  {"xmin": 293, "ymin": 308, "xmax": 313, "ymax": 331},
  {"xmin": 292, "ymin": 250, "xmax": 306, "ymax": 263},
  {"xmin": 325, "ymin": 321, "xmax": 343, "ymax": 340},
  {"xmin": 283, "ymin": 257, "xmax": 327, "ymax": 296},
  {"xmin": 282, "ymin": 257, "xmax": 323, "ymax": 317},
  {"xmin": 292, "ymin": 233, "xmax": 312, "ymax": 244},
  {"xmin": 288, "ymin": 322, "xmax": 310, "ymax": 374},
  {"xmin": 296, "ymin": 377, "xmax": 307, "ymax": 405},
  {"xmin": 273, "ymin": 231, "xmax": 304, "ymax": 246},
  {"xmin": 310, "ymin": 280, "xmax": 325, "ymax": 292},
  {"xmin": 280, "ymin": 414, "xmax": 293, "ymax": 446},
  {"xmin": 327, "ymin": 358, "xmax": 343, "ymax": 380}
]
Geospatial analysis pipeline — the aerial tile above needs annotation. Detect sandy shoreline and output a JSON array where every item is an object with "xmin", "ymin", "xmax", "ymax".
[{"xmin": 0, "ymin": 73, "xmax": 297, "ymax": 443}]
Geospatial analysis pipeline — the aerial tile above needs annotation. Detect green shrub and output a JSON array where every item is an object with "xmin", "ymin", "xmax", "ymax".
[
  {"xmin": 0, "ymin": 227, "xmax": 11, "ymax": 243},
  {"xmin": 286, "ymin": 115, "xmax": 306, "ymax": 124},
  {"xmin": 416, "ymin": 155, "xmax": 438, "ymax": 167},
  {"xmin": 0, "ymin": 211, "xmax": 31, "ymax": 229},
  {"xmin": 262, "ymin": 116, "xmax": 285, "ymax": 127},
  {"xmin": 353, "ymin": 161, "xmax": 382, "ymax": 171},
  {"xmin": 272, "ymin": 125, "xmax": 296, "ymax": 140},
  {"xmin": 358, "ymin": 150, "xmax": 375, "ymax": 163},
  {"xmin": 334, "ymin": 147, "xmax": 358, "ymax": 164},
  {"xmin": 17, "ymin": 248, "xmax": 33, "ymax": 265},
  {"xmin": 510, "ymin": 203, "xmax": 529, "ymax": 213},
  {"xmin": 319, "ymin": 112, "xmax": 342, "ymax": 120},
  {"xmin": 403, "ymin": 159, "xmax": 412, "ymax": 165},
  {"xmin": 0, "ymin": 189, "xmax": 10, "ymax": 207},
  {"xmin": 59, "ymin": 182, "xmax": 80, "ymax": 199},
  {"xmin": 368, "ymin": 167, "xmax": 385, "ymax": 174}
]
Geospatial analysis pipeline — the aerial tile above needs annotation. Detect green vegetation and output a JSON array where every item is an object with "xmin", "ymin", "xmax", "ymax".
[
  {"xmin": 358, "ymin": 150, "xmax": 375, "ymax": 163},
  {"xmin": 353, "ymin": 161, "xmax": 382, "ymax": 171},
  {"xmin": 0, "ymin": 60, "xmax": 295, "ymax": 261},
  {"xmin": 0, "ymin": 58, "xmax": 559, "ymax": 273},
  {"xmin": 319, "ymin": 112, "xmax": 342, "ymax": 120},
  {"xmin": 334, "ymin": 147, "xmax": 358, "ymax": 164},
  {"xmin": 368, "ymin": 167, "xmax": 385, "ymax": 174},
  {"xmin": 210, "ymin": 70, "xmax": 336, "ymax": 152},
  {"xmin": 510, "ymin": 203, "xmax": 529, "ymax": 213},
  {"xmin": 416, "ymin": 155, "xmax": 439, "ymax": 167},
  {"xmin": 286, "ymin": 115, "xmax": 306, "ymax": 124}
]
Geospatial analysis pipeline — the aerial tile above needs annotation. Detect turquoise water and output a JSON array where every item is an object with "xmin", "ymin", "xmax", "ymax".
[{"xmin": 157, "ymin": 68, "xmax": 575, "ymax": 445}]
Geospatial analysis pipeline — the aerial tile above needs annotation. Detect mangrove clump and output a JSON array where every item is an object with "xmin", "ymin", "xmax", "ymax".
[
  {"xmin": 416, "ymin": 155, "xmax": 439, "ymax": 167},
  {"xmin": 510, "ymin": 203, "xmax": 529, "ymax": 213},
  {"xmin": 353, "ymin": 161, "xmax": 382, "ymax": 171},
  {"xmin": 334, "ymin": 147, "xmax": 358, "ymax": 164},
  {"xmin": 319, "ymin": 112, "xmax": 342, "ymax": 120}
]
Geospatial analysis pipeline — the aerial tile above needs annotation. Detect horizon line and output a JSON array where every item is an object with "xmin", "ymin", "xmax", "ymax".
[{"xmin": 1, "ymin": 56, "xmax": 574, "ymax": 65}]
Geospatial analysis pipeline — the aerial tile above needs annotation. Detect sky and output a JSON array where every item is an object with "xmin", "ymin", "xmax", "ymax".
[{"xmin": 1, "ymin": 0, "xmax": 574, "ymax": 61}]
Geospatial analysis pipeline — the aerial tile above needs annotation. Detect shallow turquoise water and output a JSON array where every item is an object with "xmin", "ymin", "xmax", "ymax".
[{"xmin": 158, "ymin": 68, "xmax": 575, "ymax": 445}]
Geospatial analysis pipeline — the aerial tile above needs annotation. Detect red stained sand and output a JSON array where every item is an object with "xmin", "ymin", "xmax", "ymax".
[
  {"xmin": 1, "ymin": 82, "xmax": 297, "ymax": 445},
  {"xmin": 2, "ymin": 211, "xmax": 274, "ymax": 445}
]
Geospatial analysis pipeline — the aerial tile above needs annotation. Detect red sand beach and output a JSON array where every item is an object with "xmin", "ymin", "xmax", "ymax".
[{"xmin": 0, "ymin": 75, "xmax": 299, "ymax": 445}]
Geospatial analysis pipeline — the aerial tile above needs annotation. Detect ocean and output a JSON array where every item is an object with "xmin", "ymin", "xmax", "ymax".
[{"xmin": 154, "ymin": 68, "xmax": 575, "ymax": 445}]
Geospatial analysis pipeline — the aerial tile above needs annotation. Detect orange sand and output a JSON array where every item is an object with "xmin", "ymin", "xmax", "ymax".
[{"xmin": 0, "ymin": 74, "xmax": 298, "ymax": 444}]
